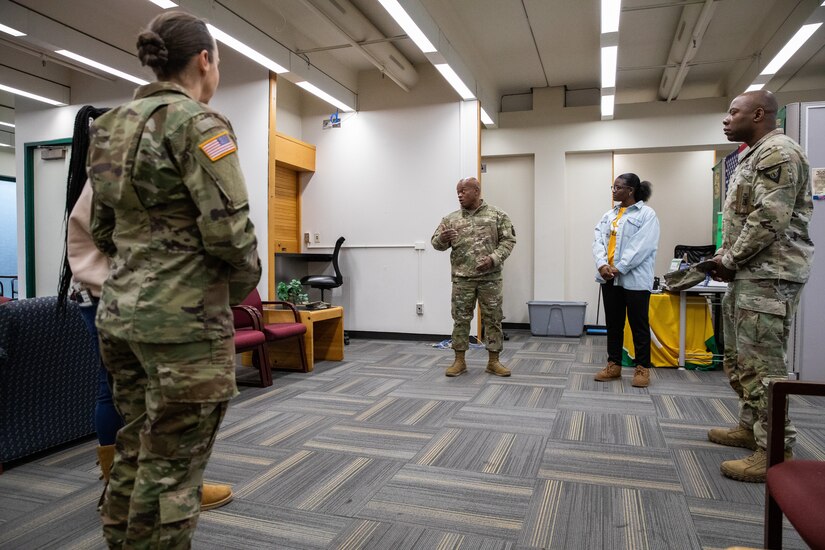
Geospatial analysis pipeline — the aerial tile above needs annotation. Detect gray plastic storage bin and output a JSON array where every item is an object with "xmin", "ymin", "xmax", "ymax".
[{"xmin": 527, "ymin": 301, "xmax": 587, "ymax": 337}]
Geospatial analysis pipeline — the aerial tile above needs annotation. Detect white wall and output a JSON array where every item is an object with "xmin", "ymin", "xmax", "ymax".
[
  {"xmin": 614, "ymin": 150, "xmax": 715, "ymax": 278},
  {"xmin": 0, "ymin": 149, "xmax": 15, "ymax": 176},
  {"xmin": 565, "ymin": 152, "xmax": 613, "ymax": 325},
  {"xmin": 483, "ymin": 87, "xmax": 735, "ymax": 312},
  {"xmin": 481, "ymin": 155, "xmax": 535, "ymax": 324},
  {"xmin": 298, "ymin": 64, "xmax": 478, "ymax": 334},
  {"xmin": 14, "ymin": 47, "xmax": 270, "ymax": 298}
]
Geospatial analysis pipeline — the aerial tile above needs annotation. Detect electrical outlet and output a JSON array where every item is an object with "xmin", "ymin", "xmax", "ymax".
[
  {"xmin": 416, "ymin": 303, "xmax": 423, "ymax": 315},
  {"xmin": 314, "ymin": 233, "xmax": 320, "ymax": 243},
  {"xmin": 304, "ymin": 232, "xmax": 310, "ymax": 244}
]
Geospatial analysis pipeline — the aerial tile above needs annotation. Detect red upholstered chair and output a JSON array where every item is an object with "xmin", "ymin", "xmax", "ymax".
[
  {"xmin": 241, "ymin": 289, "xmax": 308, "ymax": 373},
  {"xmin": 232, "ymin": 303, "xmax": 272, "ymax": 387},
  {"xmin": 764, "ymin": 380, "xmax": 825, "ymax": 550}
]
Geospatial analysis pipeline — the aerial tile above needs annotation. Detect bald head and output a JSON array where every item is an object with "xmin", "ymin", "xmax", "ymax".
[
  {"xmin": 456, "ymin": 176, "xmax": 482, "ymax": 210},
  {"xmin": 723, "ymin": 89, "xmax": 779, "ymax": 146}
]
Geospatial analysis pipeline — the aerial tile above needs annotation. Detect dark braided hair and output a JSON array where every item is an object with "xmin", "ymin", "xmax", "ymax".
[
  {"xmin": 137, "ymin": 11, "xmax": 214, "ymax": 79},
  {"xmin": 57, "ymin": 106, "xmax": 109, "ymax": 312}
]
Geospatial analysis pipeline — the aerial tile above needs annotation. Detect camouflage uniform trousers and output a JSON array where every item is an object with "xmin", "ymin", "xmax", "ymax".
[
  {"xmin": 451, "ymin": 278, "xmax": 504, "ymax": 352},
  {"xmin": 98, "ymin": 332, "xmax": 235, "ymax": 549},
  {"xmin": 722, "ymin": 278, "xmax": 803, "ymax": 450}
]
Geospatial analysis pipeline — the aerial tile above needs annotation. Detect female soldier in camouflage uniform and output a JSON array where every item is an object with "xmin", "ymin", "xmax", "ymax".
[{"xmin": 87, "ymin": 12, "xmax": 260, "ymax": 548}]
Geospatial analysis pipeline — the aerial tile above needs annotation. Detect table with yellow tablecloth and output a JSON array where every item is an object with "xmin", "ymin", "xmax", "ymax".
[{"xmin": 622, "ymin": 292, "xmax": 720, "ymax": 369}]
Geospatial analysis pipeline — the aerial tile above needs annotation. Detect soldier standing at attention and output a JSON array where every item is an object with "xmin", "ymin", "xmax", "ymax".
[
  {"xmin": 432, "ymin": 177, "xmax": 516, "ymax": 377},
  {"xmin": 88, "ymin": 11, "xmax": 261, "ymax": 548},
  {"xmin": 707, "ymin": 90, "xmax": 814, "ymax": 482}
]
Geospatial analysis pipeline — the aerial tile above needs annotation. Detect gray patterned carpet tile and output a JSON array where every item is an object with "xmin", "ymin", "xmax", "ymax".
[
  {"xmin": 447, "ymin": 404, "xmax": 556, "ymax": 436},
  {"xmin": 267, "ymin": 390, "xmax": 376, "ymax": 417},
  {"xmin": 670, "ymin": 447, "xmax": 765, "ymax": 503},
  {"xmin": 469, "ymin": 381, "xmax": 564, "ymax": 409},
  {"xmin": 0, "ymin": 484, "xmax": 103, "ymax": 550},
  {"xmin": 302, "ymin": 421, "xmax": 436, "ymax": 460},
  {"xmin": 328, "ymin": 518, "xmax": 516, "ymax": 550},
  {"xmin": 519, "ymin": 479, "xmax": 701, "ymax": 549},
  {"xmin": 550, "ymin": 408, "xmax": 668, "ymax": 448},
  {"xmin": 413, "ymin": 428, "xmax": 546, "ymax": 478},
  {"xmin": 353, "ymin": 396, "xmax": 466, "ymax": 427},
  {"xmin": 538, "ymin": 439, "xmax": 683, "ymax": 492},
  {"xmin": 687, "ymin": 496, "xmax": 808, "ymax": 550},
  {"xmin": 651, "ymin": 394, "xmax": 740, "ymax": 423},
  {"xmin": 358, "ymin": 464, "xmax": 533, "ymax": 540},
  {"xmin": 236, "ymin": 450, "xmax": 404, "ymax": 515},
  {"xmin": 557, "ymin": 389, "xmax": 658, "ymax": 415},
  {"xmin": 193, "ymin": 499, "xmax": 353, "ymax": 549},
  {"xmin": 4, "ymin": 331, "xmax": 825, "ymax": 549}
]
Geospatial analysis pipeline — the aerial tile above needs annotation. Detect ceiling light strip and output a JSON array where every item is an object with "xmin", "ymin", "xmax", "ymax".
[
  {"xmin": 601, "ymin": 0, "xmax": 621, "ymax": 33},
  {"xmin": 376, "ymin": 0, "xmax": 437, "ymax": 53},
  {"xmin": 0, "ymin": 23, "xmax": 26, "ymax": 37},
  {"xmin": 434, "ymin": 64, "xmax": 475, "ymax": 100},
  {"xmin": 296, "ymin": 81, "xmax": 355, "ymax": 112},
  {"xmin": 55, "ymin": 50, "xmax": 149, "ymax": 85},
  {"xmin": 480, "ymin": 108, "xmax": 494, "ymax": 125},
  {"xmin": 760, "ymin": 23, "xmax": 822, "ymax": 75},
  {"xmin": 206, "ymin": 24, "xmax": 288, "ymax": 74},
  {"xmin": 601, "ymin": 46, "xmax": 617, "ymax": 88},
  {"xmin": 0, "ymin": 83, "xmax": 66, "ymax": 106},
  {"xmin": 147, "ymin": 0, "xmax": 178, "ymax": 8}
]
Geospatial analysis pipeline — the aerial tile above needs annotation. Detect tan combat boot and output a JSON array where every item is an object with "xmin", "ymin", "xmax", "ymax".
[
  {"xmin": 445, "ymin": 350, "xmax": 467, "ymax": 377},
  {"xmin": 594, "ymin": 361, "xmax": 621, "ymax": 381},
  {"xmin": 631, "ymin": 365, "xmax": 650, "ymax": 388},
  {"xmin": 720, "ymin": 448, "xmax": 793, "ymax": 483},
  {"xmin": 707, "ymin": 425, "xmax": 758, "ymax": 451},
  {"xmin": 201, "ymin": 483, "xmax": 234, "ymax": 511},
  {"xmin": 485, "ymin": 351, "xmax": 511, "ymax": 377},
  {"xmin": 97, "ymin": 445, "xmax": 116, "ymax": 481}
]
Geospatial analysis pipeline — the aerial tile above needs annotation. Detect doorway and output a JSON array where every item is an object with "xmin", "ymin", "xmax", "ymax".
[{"xmin": 480, "ymin": 155, "xmax": 534, "ymax": 324}]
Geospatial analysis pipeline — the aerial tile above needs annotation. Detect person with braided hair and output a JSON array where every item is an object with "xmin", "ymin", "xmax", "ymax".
[
  {"xmin": 58, "ymin": 105, "xmax": 237, "ymax": 517},
  {"xmin": 87, "ymin": 11, "xmax": 260, "ymax": 548}
]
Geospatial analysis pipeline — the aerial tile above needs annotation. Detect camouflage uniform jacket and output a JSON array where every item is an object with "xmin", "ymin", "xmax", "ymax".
[
  {"xmin": 431, "ymin": 200, "xmax": 516, "ymax": 281},
  {"xmin": 720, "ymin": 129, "xmax": 814, "ymax": 282},
  {"xmin": 88, "ymin": 81, "xmax": 261, "ymax": 343}
]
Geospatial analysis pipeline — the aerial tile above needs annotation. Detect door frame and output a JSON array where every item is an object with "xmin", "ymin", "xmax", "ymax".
[{"xmin": 23, "ymin": 138, "xmax": 71, "ymax": 297}]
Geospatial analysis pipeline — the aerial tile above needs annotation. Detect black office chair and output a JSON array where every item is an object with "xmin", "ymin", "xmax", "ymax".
[
  {"xmin": 673, "ymin": 244, "xmax": 717, "ymax": 264},
  {"xmin": 301, "ymin": 236, "xmax": 345, "ymax": 303}
]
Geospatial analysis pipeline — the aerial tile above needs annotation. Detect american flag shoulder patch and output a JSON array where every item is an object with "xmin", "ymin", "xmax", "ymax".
[{"xmin": 199, "ymin": 131, "xmax": 237, "ymax": 162}]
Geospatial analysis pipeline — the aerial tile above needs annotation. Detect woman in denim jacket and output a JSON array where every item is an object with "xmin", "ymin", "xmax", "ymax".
[{"xmin": 591, "ymin": 173, "xmax": 660, "ymax": 387}]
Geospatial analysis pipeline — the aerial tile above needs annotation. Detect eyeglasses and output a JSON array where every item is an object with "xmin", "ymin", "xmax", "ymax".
[{"xmin": 611, "ymin": 184, "xmax": 631, "ymax": 191}]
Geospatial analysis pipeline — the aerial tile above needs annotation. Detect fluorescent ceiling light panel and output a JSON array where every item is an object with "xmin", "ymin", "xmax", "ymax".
[
  {"xmin": 376, "ymin": 0, "xmax": 437, "ymax": 53},
  {"xmin": 147, "ymin": 0, "xmax": 178, "ymax": 8},
  {"xmin": 0, "ymin": 143, "xmax": 12, "ymax": 148},
  {"xmin": 55, "ymin": 50, "xmax": 149, "ymax": 85},
  {"xmin": 0, "ymin": 23, "xmax": 26, "ymax": 37},
  {"xmin": 0, "ymin": 121, "xmax": 14, "ymax": 128},
  {"xmin": 601, "ymin": 94, "xmax": 615, "ymax": 117},
  {"xmin": 206, "ymin": 24, "xmax": 288, "ymax": 74},
  {"xmin": 745, "ymin": 83, "xmax": 765, "ymax": 92},
  {"xmin": 760, "ymin": 23, "xmax": 822, "ymax": 75},
  {"xmin": 601, "ymin": 0, "xmax": 621, "ymax": 33},
  {"xmin": 434, "ymin": 64, "xmax": 475, "ymax": 100},
  {"xmin": 0, "ymin": 83, "xmax": 65, "ymax": 106},
  {"xmin": 480, "ymin": 108, "xmax": 494, "ymax": 125},
  {"xmin": 601, "ymin": 46, "xmax": 617, "ymax": 88},
  {"xmin": 296, "ymin": 81, "xmax": 355, "ymax": 112}
]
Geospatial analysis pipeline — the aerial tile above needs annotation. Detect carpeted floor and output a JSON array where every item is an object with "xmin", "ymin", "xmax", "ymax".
[{"xmin": 1, "ymin": 331, "xmax": 822, "ymax": 549}]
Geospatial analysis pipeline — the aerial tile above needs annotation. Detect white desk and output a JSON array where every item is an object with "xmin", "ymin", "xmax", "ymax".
[{"xmin": 678, "ymin": 284, "xmax": 727, "ymax": 366}]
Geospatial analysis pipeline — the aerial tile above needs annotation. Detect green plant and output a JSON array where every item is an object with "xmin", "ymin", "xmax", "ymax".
[{"xmin": 277, "ymin": 279, "xmax": 308, "ymax": 304}]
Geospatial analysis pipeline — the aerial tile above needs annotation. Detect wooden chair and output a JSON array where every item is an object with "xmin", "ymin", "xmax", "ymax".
[
  {"xmin": 231, "ymin": 303, "xmax": 272, "ymax": 387},
  {"xmin": 241, "ymin": 289, "xmax": 309, "ymax": 373},
  {"xmin": 764, "ymin": 380, "xmax": 825, "ymax": 550}
]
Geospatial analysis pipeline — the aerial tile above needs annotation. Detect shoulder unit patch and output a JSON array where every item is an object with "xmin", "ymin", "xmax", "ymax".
[{"xmin": 199, "ymin": 131, "xmax": 237, "ymax": 162}]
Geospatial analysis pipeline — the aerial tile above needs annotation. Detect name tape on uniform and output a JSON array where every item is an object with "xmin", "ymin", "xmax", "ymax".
[{"xmin": 199, "ymin": 131, "xmax": 237, "ymax": 162}]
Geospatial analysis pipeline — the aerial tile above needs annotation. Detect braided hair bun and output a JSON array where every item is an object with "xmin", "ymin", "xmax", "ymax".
[{"xmin": 136, "ymin": 31, "xmax": 168, "ymax": 69}]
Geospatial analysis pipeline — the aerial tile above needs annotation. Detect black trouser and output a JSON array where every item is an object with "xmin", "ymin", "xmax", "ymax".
[{"xmin": 601, "ymin": 280, "xmax": 651, "ymax": 367}]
